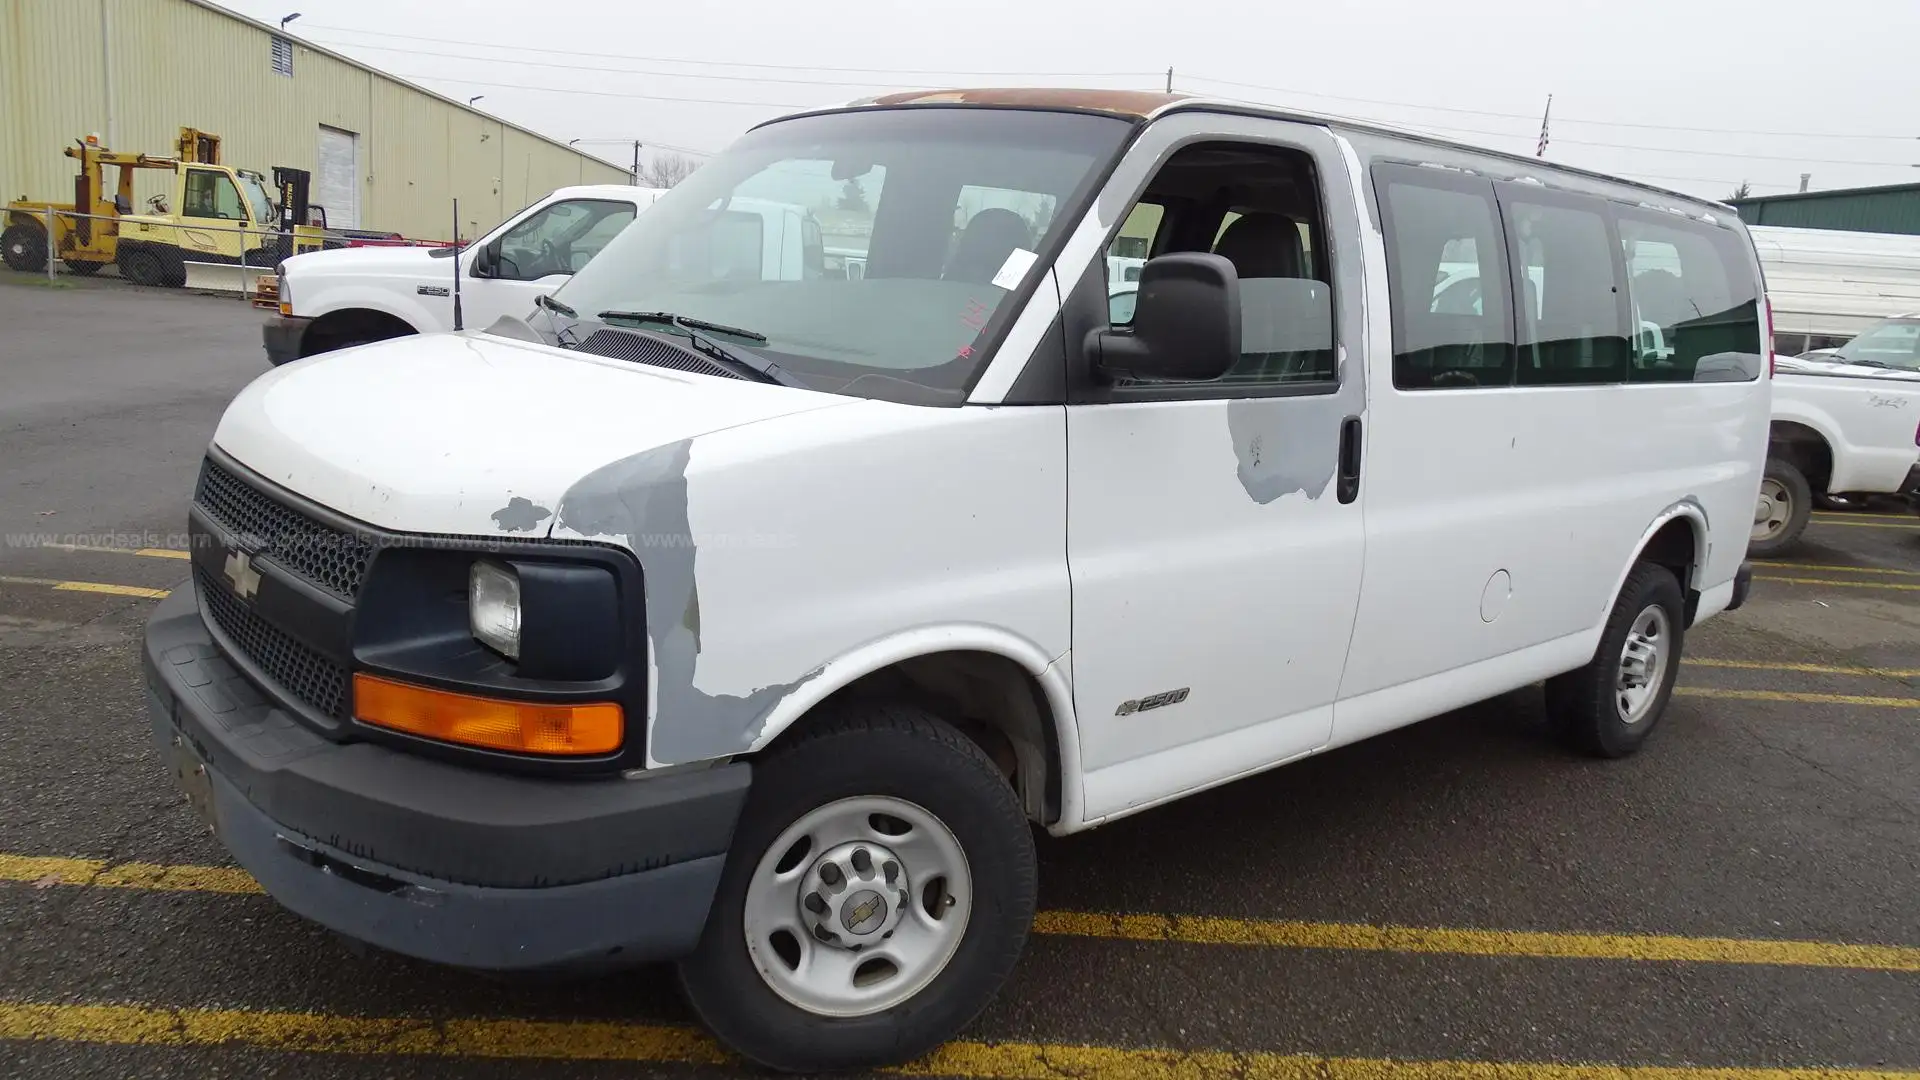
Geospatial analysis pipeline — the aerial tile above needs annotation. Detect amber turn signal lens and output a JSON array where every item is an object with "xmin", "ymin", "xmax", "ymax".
[{"xmin": 352, "ymin": 673, "xmax": 622, "ymax": 756}]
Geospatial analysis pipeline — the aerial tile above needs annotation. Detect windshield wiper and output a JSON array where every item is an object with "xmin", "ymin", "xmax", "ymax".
[
  {"xmin": 597, "ymin": 310, "xmax": 799, "ymax": 387},
  {"xmin": 535, "ymin": 293, "xmax": 578, "ymax": 318},
  {"xmin": 597, "ymin": 311, "xmax": 767, "ymax": 344}
]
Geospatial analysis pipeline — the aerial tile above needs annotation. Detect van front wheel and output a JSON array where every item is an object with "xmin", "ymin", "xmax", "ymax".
[
  {"xmin": 1546, "ymin": 561, "xmax": 1685, "ymax": 759},
  {"xmin": 677, "ymin": 703, "xmax": 1036, "ymax": 1073}
]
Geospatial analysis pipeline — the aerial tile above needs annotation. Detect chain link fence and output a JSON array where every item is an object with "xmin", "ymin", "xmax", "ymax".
[{"xmin": 1, "ymin": 207, "xmax": 451, "ymax": 297}]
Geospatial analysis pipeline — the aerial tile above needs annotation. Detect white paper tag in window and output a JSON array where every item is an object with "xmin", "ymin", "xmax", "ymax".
[{"xmin": 991, "ymin": 248, "xmax": 1039, "ymax": 290}]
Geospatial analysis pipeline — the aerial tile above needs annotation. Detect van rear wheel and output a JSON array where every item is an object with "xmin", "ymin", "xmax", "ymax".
[
  {"xmin": 676, "ymin": 703, "xmax": 1036, "ymax": 1073},
  {"xmin": 1545, "ymin": 561, "xmax": 1685, "ymax": 759},
  {"xmin": 1749, "ymin": 457, "xmax": 1812, "ymax": 557}
]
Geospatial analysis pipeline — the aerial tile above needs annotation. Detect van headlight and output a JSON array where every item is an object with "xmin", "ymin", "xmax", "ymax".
[{"xmin": 469, "ymin": 559, "xmax": 521, "ymax": 660}]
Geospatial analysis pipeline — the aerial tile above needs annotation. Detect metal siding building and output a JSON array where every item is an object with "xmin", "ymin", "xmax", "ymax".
[
  {"xmin": 1730, "ymin": 183, "xmax": 1920, "ymax": 237},
  {"xmin": 1, "ymin": 0, "xmax": 631, "ymax": 240}
]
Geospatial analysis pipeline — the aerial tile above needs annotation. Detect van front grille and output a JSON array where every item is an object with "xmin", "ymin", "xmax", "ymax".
[{"xmin": 193, "ymin": 458, "xmax": 374, "ymax": 600}]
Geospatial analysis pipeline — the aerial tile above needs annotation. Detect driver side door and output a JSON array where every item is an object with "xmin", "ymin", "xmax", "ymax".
[{"xmin": 461, "ymin": 198, "xmax": 638, "ymax": 329}]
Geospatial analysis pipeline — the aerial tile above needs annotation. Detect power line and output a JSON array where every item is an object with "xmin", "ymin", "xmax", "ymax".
[
  {"xmin": 310, "ymin": 38, "xmax": 994, "ymax": 90},
  {"xmin": 1191, "ymin": 87, "xmax": 1915, "ymax": 170},
  {"xmin": 1177, "ymin": 73, "xmax": 1918, "ymax": 143},
  {"xmin": 300, "ymin": 22, "xmax": 1916, "ymax": 146},
  {"xmin": 302, "ymin": 23, "xmax": 1157, "ymax": 80},
  {"xmin": 575, "ymin": 139, "xmax": 717, "ymax": 157},
  {"xmin": 389, "ymin": 72, "xmax": 822, "ymax": 109}
]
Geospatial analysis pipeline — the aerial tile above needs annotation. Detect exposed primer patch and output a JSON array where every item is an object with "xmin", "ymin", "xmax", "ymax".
[
  {"xmin": 490, "ymin": 497, "xmax": 552, "ymax": 533},
  {"xmin": 556, "ymin": 440, "xmax": 817, "ymax": 763},
  {"xmin": 1226, "ymin": 396, "xmax": 1341, "ymax": 504}
]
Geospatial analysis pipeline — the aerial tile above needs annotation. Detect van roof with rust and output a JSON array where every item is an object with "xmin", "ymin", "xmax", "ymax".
[{"xmin": 757, "ymin": 87, "xmax": 1734, "ymax": 214}]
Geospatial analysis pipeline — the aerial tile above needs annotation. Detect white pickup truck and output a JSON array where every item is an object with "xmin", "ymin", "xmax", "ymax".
[
  {"xmin": 1756, "ymin": 339, "xmax": 1920, "ymax": 555},
  {"xmin": 259, "ymin": 184, "xmax": 668, "ymax": 365}
]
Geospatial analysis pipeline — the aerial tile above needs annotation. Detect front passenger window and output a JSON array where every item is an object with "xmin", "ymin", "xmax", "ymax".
[
  {"xmin": 1102, "ymin": 142, "xmax": 1336, "ymax": 390},
  {"xmin": 1211, "ymin": 211, "xmax": 1334, "ymax": 384}
]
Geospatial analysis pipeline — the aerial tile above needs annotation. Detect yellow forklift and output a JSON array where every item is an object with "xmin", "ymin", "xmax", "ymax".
[{"xmin": 2, "ymin": 127, "xmax": 329, "ymax": 285}]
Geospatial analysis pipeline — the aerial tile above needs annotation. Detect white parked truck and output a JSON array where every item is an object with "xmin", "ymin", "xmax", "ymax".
[
  {"xmin": 260, "ymin": 184, "xmax": 668, "ymax": 364},
  {"xmin": 1756, "ymin": 339, "xmax": 1920, "ymax": 555}
]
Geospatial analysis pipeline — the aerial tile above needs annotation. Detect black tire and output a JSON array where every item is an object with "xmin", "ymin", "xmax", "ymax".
[
  {"xmin": 2, "ymin": 223, "xmax": 47, "ymax": 272},
  {"xmin": 1748, "ymin": 456, "xmax": 1813, "ymax": 558},
  {"xmin": 677, "ymin": 703, "xmax": 1036, "ymax": 1073},
  {"xmin": 118, "ymin": 247, "xmax": 166, "ymax": 287},
  {"xmin": 62, "ymin": 259, "xmax": 104, "ymax": 276},
  {"xmin": 1544, "ymin": 561, "xmax": 1686, "ymax": 759}
]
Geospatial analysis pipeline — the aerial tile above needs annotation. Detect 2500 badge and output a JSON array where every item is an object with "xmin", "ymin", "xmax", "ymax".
[{"xmin": 1115, "ymin": 687, "xmax": 1190, "ymax": 716}]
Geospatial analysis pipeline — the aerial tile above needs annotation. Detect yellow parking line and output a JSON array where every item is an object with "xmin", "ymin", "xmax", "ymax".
[
  {"xmin": 1808, "ymin": 518, "xmax": 1920, "ymax": 530},
  {"xmin": 4, "ymin": 999, "xmax": 1918, "ymax": 1079},
  {"xmin": 8, "ymin": 852, "xmax": 1917, "ymax": 972},
  {"xmin": 1754, "ymin": 561, "xmax": 1920, "ymax": 577},
  {"xmin": 1677, "ymin": 686, "xmax": 1920, "ymax": 709},
  {"xmin": 0, "ymin": 574, "xmax": 170, "ymax": 599},
  {"xmin": 1688, "ymin": 658, "xmax": 1920, "ymax": 679},
  {"xmin": 1034, "ymin": 911, "xmax": 1920, "ymax": 971},
  {"xmin": 0, "ymin": 854, "xmax": 259, "ymax": 894},
  {"xmin": 1756, "ymin": 574, "xmax": 1920, "ymax": 593},
  {"xmin": 1812, "ymin": 510, "xmax": 1920, "ymax": 522},
  {"xmin": 38, "ymin": 542, "xmax": 191, "ymax": 561}
]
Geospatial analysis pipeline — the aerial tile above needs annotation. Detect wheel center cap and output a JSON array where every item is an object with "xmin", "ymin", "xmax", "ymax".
[
  {"xmin": 841, "ymin": 889, "xmax": 888, "ymax": 935},
  {"xmin": 799, "ymin": 840, "xmax": 910, "ymax": 950}
]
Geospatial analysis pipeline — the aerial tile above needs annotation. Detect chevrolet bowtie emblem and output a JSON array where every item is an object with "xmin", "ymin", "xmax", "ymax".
[{"xmin": 223, "ymin": 550, "xmax": 262, "ymax": 601}]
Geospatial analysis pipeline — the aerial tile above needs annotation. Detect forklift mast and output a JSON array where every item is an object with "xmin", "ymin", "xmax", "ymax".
[
  {"xmin": 273, "ymin": 167, "xmax": 312, "ymax": 232},
  {"xmin": 177, "ymin": 127, "xmax": 221, "ymax": 165}
]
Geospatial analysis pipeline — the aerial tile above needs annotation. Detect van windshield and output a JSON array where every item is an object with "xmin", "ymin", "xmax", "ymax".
[{"xmin": 546, "ymin": 107, "xmax": 1131, "ymax": 403}]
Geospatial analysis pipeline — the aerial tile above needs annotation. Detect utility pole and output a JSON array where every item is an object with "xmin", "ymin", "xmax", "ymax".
[
  {"xmin": 632, "ymin": 140, "xmax": 642, "ymax": 186},
  {"xmin": 1165, "ymin": 66, "xmax": 1174, "ymax": 93}
]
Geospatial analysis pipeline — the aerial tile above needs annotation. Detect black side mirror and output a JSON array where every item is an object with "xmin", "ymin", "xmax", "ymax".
[
  {"xmin": 1085, "ymin": 253, "xmax": 1240, "ymax": 383},
  {"xmin": 472, "ymin": 238, "xmax": 500, "ymax": 277}
]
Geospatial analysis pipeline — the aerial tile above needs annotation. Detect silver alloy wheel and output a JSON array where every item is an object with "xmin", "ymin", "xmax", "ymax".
[
  {"xmin": 1615, "ymin": 604, "xmax": 1671, "ymax": 725},
  {"xmin": 743, "ymin": 795, "xmax": 972, "ymax": 1018},
  {"xmin": 1753, "ymin": 477, "xmax": 1792, "ymax": 543}
]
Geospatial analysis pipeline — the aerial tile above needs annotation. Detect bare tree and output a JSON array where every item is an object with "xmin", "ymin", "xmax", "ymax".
[
  {"xmin": 641, "ymin": 152, "xmax": 700, "ymax": 189},
  {"xmin": 1727, "ymin": 180, "xmax": 1752, "ymax": 201}
]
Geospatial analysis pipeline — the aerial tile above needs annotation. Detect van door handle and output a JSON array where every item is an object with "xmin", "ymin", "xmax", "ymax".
[{"xmin": 1337, "ymin": 415, "xmax": 1362, "ymax": 504}]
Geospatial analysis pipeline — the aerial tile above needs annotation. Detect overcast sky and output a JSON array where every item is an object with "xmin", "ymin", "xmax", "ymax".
[{"xmin": 213, "ymin": 0, "xmax": 1919, "ymax": 202}]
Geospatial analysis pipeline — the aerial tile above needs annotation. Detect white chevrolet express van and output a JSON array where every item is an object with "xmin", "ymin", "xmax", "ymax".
[{"xmin": 145, "ymin": 88, "xmax": 1769, "ymax": 1072}]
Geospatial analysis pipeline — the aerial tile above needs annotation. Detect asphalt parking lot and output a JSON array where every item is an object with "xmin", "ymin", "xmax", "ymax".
[{"xmin": 1, "ymin": 274, "xmax": 1916, "ymax": 1079}]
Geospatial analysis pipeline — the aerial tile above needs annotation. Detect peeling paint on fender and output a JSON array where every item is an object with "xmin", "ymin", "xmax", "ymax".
[{"xmin": 555, "ymin": 439, "xmax": 818, "ymax": 764}]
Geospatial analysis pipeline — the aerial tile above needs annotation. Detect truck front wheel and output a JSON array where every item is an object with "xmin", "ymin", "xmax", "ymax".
[
  {"xmin": 1750, "ymin": 456, "xmax": 1813, "ymax": 558},
  {"xmin": 118, "ymin": 248, "xmax": 167, "ymax": 287},
  {"xmin": 2, "ymin": 223, "xmax": 47, "ymax": 272},
  {"xmin": 677, "ymin": 703, "xmax": 1036, "ymax": 1073}
]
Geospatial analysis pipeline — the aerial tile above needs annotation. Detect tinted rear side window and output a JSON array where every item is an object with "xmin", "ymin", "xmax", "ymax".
[
  {"xmin": 1375, "ymin": 166, "xmax": 1515, "ymax": 390},
  {"xmin": 1617, "ymin": 213, "xmax": 1764, "ymax": 382},
  {"xmin": 1499, "ymin": 191, "xmax": 1630, "ymax": 386}
]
